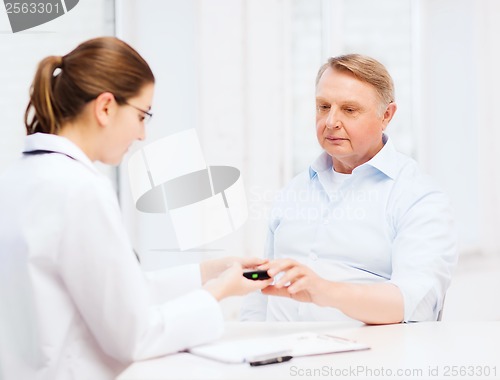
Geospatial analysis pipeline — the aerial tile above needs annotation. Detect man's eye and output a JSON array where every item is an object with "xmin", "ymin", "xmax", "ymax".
[
  {"xmin": 139, "ymin": 115, "xmax": 146, "ymax": 122},
  {"xmin": 344, "ymin": 107, "xmax": 356, "ymax": 114},
  {"xmin": 317, "ymin": 104, "xmax": 330, "ymax": 111}
]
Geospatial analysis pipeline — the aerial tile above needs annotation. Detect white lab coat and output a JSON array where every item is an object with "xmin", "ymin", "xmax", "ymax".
[{"xmin": 0, "ymin": 133, "xmax": 224, "ymax": 380}]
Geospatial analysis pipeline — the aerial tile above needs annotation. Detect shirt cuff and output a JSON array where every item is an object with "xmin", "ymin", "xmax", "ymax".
[
  {"xmin": 134, "ymin": 289, "xmax": 225, "ymax": 360},
  {"xmin": 388, "ymin": 279, "xmax": 438, "ymax": 322},
  {"xmin": 155, "ymin": 289, "xmax": 225, "ymax": 350}
]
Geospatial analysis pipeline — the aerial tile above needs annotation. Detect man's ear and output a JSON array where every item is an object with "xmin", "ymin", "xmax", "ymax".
[
  {"xmin": 94, "ymin": 92, "xmax": 115, "ymax": 127},
  {"xmin": 382, "ymin": 102, "xmax": 397, "ymax": 130}
]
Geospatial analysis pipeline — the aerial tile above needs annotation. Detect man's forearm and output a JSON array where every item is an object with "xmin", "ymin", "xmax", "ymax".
[{"xmin": 320, "ymin": 281, "xmax": 404, "ymax": 324}]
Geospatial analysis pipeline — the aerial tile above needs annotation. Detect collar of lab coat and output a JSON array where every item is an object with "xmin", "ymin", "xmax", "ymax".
[{"xmin": 23, "ymin": 132, "xmax": 102, "ymax": 176}]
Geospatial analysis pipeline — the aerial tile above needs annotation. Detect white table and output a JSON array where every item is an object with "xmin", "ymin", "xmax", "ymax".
[{"xmin": 117, "ymin": 321, "xmax": 500, "ymax": 380}]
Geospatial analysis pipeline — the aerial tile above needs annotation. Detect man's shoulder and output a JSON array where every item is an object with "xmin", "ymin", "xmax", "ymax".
[
  {"xmin": 282, "ymin": 169, "xmax": 311, "ymax": 192},
  {"xmin": 394, "ymin": 155, "xmax": 439, "ymax": 189},
  {"xmin": 270, "ymin": 170, "xmax": 312, "ymax": 207},
  {"xmin": 389, "ymin": 154, "xmax": 449, "ymax": 209}
]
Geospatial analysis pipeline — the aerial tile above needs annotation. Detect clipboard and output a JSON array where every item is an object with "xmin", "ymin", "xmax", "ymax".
[{"xmin": 188, "ymin": 332, "xmax": 370, "ymax": 364}]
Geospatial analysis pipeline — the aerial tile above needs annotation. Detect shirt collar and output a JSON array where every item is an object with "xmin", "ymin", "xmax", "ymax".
[
  {"xmin": 309, "ymin": 151, "xmax": 332, "ymax": 179},
  {"xmin": 361, "ymin": 134, "xmax": 400, "ymax": 179},
  {"xmin": 23, "ymin": 133, "xmax": 101, "ymax": 176},
  {"xmin": 309, "ymin": 134, "xmax": 400, "ymax": 180}
]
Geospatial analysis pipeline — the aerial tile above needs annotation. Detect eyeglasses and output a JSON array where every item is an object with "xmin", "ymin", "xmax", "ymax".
[{"xmin": 123, "ymin": 101, "xmax": 153, "ymax": 124}]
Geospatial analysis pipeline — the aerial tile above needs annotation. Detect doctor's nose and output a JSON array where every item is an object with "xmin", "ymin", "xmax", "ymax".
[{"xmin": 137, "ymin": 126, "xmax": 145, "ymax": 141}]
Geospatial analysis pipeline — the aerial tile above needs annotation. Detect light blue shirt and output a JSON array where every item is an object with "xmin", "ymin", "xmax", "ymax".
[{"xmin": 241, "ymin": 135, "xmax": 457, "ymax": 322}]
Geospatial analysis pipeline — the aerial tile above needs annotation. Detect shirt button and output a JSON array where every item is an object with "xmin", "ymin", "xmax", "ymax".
[{"xmin": 309, "ymin": 253, "xmax": 318, "ymax": 261}]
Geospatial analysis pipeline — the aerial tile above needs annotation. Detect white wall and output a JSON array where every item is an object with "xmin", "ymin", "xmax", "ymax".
[
  {"xmin": 0, "ymin": 0, "xmax": 114, "ymax": 175},
  {"xmin": 117, "ymin": 0, "xmax": 292, "ymax": 271},
  {"xmin": 115, "ymin": 0, "xmax": 500, "ymax": 269},
  {"xmin": 414, "ymin": 0, "xmax": 500, "ymax": 256},
  {"xmin": 116, "ymin": 0, "xmax": 203, "ymax": 267},
  {"xmin": 3, "ymin": 0, "xmax": 495, "ymax": 265},
  {"xmin": 476, "ymin": 0, "xmax": 500, "ymax": 256},
  {"xmin": 1, "ymin": 0, "xmax": 498, "ymax": 321},
  {"xmin": 416, "ymin": 0, "xmax": 480, "ymax": 253}
]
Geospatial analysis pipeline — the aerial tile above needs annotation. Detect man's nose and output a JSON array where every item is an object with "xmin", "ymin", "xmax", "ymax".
[{"xmin": 326, "ymin": 108, "xmax": 341, "ymax": 129}]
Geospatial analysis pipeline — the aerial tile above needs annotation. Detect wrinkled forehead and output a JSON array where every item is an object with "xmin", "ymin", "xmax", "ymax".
[
  {"xmin": 316, "ymin": 68, "xmax": 388, "ymax": 115},
  {"xmin": 316, "ymin": 68, "xmax": 379, "ymax": 98}
]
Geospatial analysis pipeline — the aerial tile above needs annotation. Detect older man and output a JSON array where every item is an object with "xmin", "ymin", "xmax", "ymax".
[{"xmin": 242, "ymin": 54, "xmax": 457, "ymax": 324}]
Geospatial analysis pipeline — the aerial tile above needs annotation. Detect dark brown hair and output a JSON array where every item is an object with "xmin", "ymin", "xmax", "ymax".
[
  {"xmin": 25, "ymin": 37, "xmax": 155, "ymax": 135},
  {"xmin": 316, "ymin": 54, "xmax": 395, "ymax": 109}
]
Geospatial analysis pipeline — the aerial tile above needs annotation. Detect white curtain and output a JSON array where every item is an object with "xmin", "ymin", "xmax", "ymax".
[
  {"xmin": 116, "ymin": 0, "xmax": 500, "ymax": 263},
  {"xmin": 476, "ymin": 0, "xmax": 500, "ymax": 255},
  {"xmin": 416, "ymin": 0, "xmax": 500, "ymax": 256}
]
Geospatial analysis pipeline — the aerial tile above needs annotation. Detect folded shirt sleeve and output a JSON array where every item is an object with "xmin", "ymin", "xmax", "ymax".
[{"xmin": 388, "ymin": 186, "xmax": 458, "ymax": 322}]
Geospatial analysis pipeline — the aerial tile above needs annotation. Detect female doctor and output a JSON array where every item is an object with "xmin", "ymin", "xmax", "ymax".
[{"xmin": 0, "ymin": 37, "xmax": 271, "ymax": 380}]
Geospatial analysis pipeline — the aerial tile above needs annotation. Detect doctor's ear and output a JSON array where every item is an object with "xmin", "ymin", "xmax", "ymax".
[{"xmin": 94, "ymin": 92, "xmax": 116, "ymax": 126}]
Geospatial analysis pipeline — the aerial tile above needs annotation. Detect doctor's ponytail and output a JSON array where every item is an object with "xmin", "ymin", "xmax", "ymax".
[
  {"xmin": 25, "ymin": 56, "xmax": 64, "ymax": 135},
  {"xmin": 25, "ymin": 37, "xmax": 155, "ymax": 135}
]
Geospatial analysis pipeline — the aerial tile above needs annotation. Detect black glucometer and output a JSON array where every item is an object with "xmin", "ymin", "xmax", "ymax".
[{"xmin": 243, "ymin": 270, "xmax": 271, "ymax": 280}]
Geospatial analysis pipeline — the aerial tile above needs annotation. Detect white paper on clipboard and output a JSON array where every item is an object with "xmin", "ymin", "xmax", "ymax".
[{"xmin": 188, "ymin": 332, "xmax": 370, "ymax": 364}]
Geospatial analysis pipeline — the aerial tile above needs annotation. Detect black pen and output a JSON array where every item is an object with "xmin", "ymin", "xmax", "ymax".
[{"xmin": 249, "ymin": 355, "xmax": 293, "ymax": 366}]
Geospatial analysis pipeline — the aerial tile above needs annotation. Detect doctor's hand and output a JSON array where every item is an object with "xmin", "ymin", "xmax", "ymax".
[
  {"xmin": 260, "ymin": 259, "xmax": 331, "ymax": 306},
  {"xmin": 203, "ymin": 262, "xmax": 273, "ymax": 301},
  {"xmin": 200, "ymin": 256, "xmax": 268, "ymax": 284}
]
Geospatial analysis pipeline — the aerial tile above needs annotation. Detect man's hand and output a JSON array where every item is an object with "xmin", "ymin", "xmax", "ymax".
[
  {"xmin": 259, "ymin": 258, "xmax": 404, "ymax": 324},
  {"xmin": 259, "ymin": 259, "xmax": 330, "ymax": 306}
]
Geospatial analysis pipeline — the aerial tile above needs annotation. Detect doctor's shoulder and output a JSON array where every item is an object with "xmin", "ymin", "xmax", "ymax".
[{"xmin": 23, "ymin": 151, "xmax": 116, "ymax": 208}]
